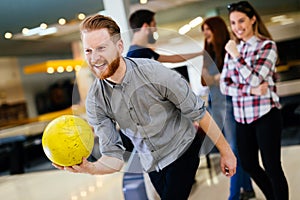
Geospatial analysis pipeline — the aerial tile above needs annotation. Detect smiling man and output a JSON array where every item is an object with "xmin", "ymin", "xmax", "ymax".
[{"xmin": 53, "ymin": 14, "xmax": 236, "ymax": 200}]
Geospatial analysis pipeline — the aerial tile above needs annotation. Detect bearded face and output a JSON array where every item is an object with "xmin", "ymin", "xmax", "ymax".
[
  {"xmin": 82, "ymin": 29, "xmax": 124, "ymax": 81},
  {"xmin": 148, "ymin": 31, "xmax": 157, "ymax": 44},
  {"xmin": 99, "ymin": 55, "xmax": 121, "ymax": 80},
  {"xmin": 147, "ymin": 19, "xmax": 157, "ymax": 44}
]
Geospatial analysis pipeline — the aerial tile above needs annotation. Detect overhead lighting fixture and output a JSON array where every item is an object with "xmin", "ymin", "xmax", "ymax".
[
  {"xmin": 78, "ymin": 13, "xmax": 86, "ymax": 20},
  {"xmin": 75, "ymin": 65, "xmax": 82, "ymax": 72},
  {"xmin": 40, "ymin": 23, "xmax": 48, "ymax": 29},
  {"xmin": 270, "ymin": 15, "xmax": 294, "ymax": 25},
  {"xmin": 39, "ymin": 27, "xmax": 57, "ymax": 36},
  {"xmin": 24, "ymin": 59, "xmax": 85, "ymax": 74},
  {"xmin": 271, "ymin": 15, "xmax": 287, "ymax": 22},
  {"xmin": 178, "ymin": 16, "xmax": 203, "ymax": 35},
  {"xmin": 179, "ymin": 24, "xmax": 191, "ymax": 35},
  {"xmin": 189, "ymin": 17, "xmax": 203, "ymax": 28},
  {"xmin": 22, "ymin": 28, "xmax": 29, "ymax": 34},
  {"xmin": 140, "ymin": 0, "xmax": 148, "ymax": 4},
  {"xmin": 57, "ymin": 66, "xmax": 65, "ymax": 73},
  {"xmin": 280, "ymin": 18, "xmax": 295, "ymax": 25},
  {"xmin": 4, "ymin": 32, "xmax": 13, "ymax": 39},
  {"xmin": 22, "ymin": 26, "xmax": 57, "ymax": 37},
  {"xmin": 22, "ymin": 27, "xmax": 41, "ymax": 36},
  {"xmin": 66, "ymin": 65, "xmax": 73, "ymax": 72},
  {"xmin": 47, "ymin": 67, "xmax": 55, "ymax": 74},
  {"xmin": 58, "ymin": 18, "xmax": 67, "ymax": 25}
]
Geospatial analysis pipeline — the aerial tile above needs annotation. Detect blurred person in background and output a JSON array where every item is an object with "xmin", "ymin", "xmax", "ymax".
[
  {"xmin": 201, "ymin": 16, "xmax": 255, "ymax": 200},
  {"xmin": 220, "ymin": 1, "xmax": 289, "ymax": 199},
  {"xmin": 127, "ymin": 9, "xmax": 203, "ymax": 62}
]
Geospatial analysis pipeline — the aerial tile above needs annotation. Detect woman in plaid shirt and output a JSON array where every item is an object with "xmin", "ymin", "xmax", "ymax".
[{"xmin": 220, "ymin": 1, "xmax": 289, "ymax": 200}]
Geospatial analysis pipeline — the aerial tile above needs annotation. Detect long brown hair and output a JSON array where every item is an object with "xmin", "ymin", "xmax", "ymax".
[
  {"xmin": 201, "ymin": 16, "xmax": 230, "ymax": 71},
  {"xmin": 227, "ymin": 1, "xmax": 272, "ymax": 42},
  {"xmin": 227, "ymin": 1, "xmax": 280, "ymax": 65}
]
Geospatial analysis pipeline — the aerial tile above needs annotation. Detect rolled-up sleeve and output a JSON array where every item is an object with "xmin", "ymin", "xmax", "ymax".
[{"xmin": 86, "ymin": 84, "xmax": 125, "ymax": 161}]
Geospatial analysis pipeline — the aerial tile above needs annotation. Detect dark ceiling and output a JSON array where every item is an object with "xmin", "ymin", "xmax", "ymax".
[
  {"xmin": 0, "ymin": 0, "xmax": 299, "ymax": 57},
  {"xmin": 0, "ymin": 0, "xmax": 104, "ymax": 34},
  {"xmin": 0, "ymin": 0, "xmax": 105, "ymax": 57}
]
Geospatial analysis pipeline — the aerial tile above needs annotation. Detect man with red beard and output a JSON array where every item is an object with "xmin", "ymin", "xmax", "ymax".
[{"xmin": 53, "ymin": 14, "xmax": 236, "ymax": 200}]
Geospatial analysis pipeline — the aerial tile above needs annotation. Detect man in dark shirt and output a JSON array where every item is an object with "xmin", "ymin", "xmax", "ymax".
[{"xmin": 127, "ymin": 9, "xmax": 203, "ymax": 62}]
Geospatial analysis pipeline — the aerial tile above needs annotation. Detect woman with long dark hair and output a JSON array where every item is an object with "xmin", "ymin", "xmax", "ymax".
[
  {"xmin": 220, "ymin": 1, "xmax": 289, "ymax": 199},
  {"xmin": 201, "ymin": 16, "xmax": 255, "ymax": 200}
]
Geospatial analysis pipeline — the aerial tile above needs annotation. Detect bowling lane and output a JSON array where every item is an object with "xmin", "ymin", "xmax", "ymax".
[
  {"xmin": 0, "ymin": 170, "xmax": 124, "ymax": 200},
  {"xmin": 1, "ymin": 145, "xmax": 299, "ymax": 200}
]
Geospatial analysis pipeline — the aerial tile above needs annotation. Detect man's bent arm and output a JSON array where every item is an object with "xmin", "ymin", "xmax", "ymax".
[{"xmin": 198, "ymin": 111, "xmax": 237, "ymax": 176}]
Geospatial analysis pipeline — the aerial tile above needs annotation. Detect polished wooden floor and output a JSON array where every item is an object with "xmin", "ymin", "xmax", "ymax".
[{"xmin": 0, "ymin": 144, "xmax": 299, "ymax": 200}]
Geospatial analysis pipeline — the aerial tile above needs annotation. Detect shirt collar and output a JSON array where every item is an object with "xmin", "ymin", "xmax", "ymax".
[
  {"xmin": 241, "ymin": 35, "xmax": 259, "ymax": 47},
  {"xmin": 122, "ymin": 57, "xmax": 135, "ymax": 86},
  {"xmin": 103, "ymin": 57, "xmax": 135, "ymax": 88},
  {"xmin": 103, "ymin": 79, "xmax": 116, "ymax": 88}
]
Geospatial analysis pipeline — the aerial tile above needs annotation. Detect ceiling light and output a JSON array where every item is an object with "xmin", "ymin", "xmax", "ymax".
[
  {"xmin": 75, "ymin": 65, "xmax": 82, "ymax": 72},
  {"xmin": 140, "ymin": 0, "xmax": 148, "ymax": 4},
  {"xmin": 22, "ymin": 28, "xmax": 29, "ymax": 34},
  {"xmin": 57, "ymin": 66, "xmax": 65, "ymax": 73},
  {"xmin": 189, "ymin": 17, "xmax": 203, "ymax": 28},
  {"xmin": 78, "ymin": 13, "xmax": 86, "ymax": 20},
  {"xmin": 24, "ymin": 59, "xmax": 85, "ymax": 74},
  {"xmin": 22, "ymin": 26, "xmax": 57, "ymax": 37},
  {"xmin": 39, "ymin": 27, "xmax": 57, "ymax": 36},
  {"xmin": 4, "ymin": 32, "xmax": 13, "ymax": 39},
  {"xmin": 23, "ymin": 27, "xmax": 41, "ymax": 36},
  {"xmin": 40, "ymin": 23, "xmax": 48, "ymax": 29},
  {"xmin": 271, "ymin": 15, "xmax": 287, "ymax": 22},
  {"xmin": 66, "ymin": 65, "xmax": 73, "ymax": 72},
  {"xmin": 280, "ymin": 18, "xmax": 295, "ymax": 25},
  {"xmin": 47, "ymin": 67, "xmax": 55, "ymax": 74},
  {"xmin": 178, "ymin": 24, "xmax": 191, "ymax": 35},
  {"xmin": 270, "ymin": 15, "xmax": 294, "ymax": 26},
  {"xmin": 58, "ymin": 18, "xmax": 67, "ymax": 25}
]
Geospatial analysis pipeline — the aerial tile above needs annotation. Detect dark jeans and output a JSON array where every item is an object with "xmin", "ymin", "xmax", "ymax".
[
  {"xmin": 148, "ymin": 134, "xmax": 202, "ymax": 200},
  {"xmin": 236, "ymin": 108, "xmax": 289, "ymax": 200}
]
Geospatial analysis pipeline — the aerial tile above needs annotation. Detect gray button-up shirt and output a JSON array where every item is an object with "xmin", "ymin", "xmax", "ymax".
[{"xmin": 86, "ymin": 57, "xmax": 206, "ymax": 172}]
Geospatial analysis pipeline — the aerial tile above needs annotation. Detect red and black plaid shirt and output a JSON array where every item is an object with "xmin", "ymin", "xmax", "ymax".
[{"xmin": 220, "ymin": 36, "xmax": 280, "ymax": 124}]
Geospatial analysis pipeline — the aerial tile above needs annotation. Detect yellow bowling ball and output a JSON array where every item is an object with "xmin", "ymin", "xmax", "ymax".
[{"xmin": 42, "ymin": 115, "xmax": 94, "ymax": 166}]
